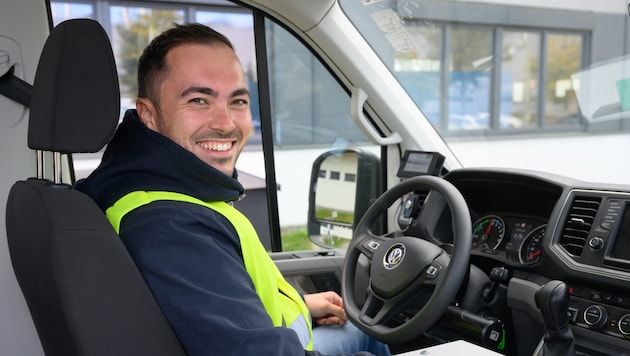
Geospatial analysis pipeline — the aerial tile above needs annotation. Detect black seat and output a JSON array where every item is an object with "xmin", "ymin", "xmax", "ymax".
[{"xmin": 5, "ymin": 19, "xmax": 186, "ymax": 356}]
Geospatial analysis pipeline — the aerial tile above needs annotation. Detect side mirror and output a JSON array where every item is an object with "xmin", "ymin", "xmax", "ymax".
[{"xmin": 307, "ymin": 148, "xmax": 381, "ymax": 248}]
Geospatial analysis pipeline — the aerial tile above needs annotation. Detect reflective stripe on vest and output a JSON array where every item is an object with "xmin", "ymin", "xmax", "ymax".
[{"xmin": 105, "ymin": 191, "xmax": 313, "ymax": 350}]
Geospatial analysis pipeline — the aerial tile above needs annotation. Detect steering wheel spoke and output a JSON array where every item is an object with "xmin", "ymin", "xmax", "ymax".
[
  {"xmin": 358, "ymin": 285, "xmax": 411, "ymax": 327},
  {"xmin": 357, "ymin": 288, "xmax": 386, "ymax": 326}
]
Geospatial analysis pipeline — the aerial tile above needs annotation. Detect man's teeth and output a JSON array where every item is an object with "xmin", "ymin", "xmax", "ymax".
[{"xmin": 200, "ymin": 142, "xmax": 232, "ymax": 151}]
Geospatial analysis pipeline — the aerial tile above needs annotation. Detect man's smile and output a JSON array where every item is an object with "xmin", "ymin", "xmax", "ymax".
[{"xmin": 197, "ymin": 140, "xmax": 234, "ymax": 152}]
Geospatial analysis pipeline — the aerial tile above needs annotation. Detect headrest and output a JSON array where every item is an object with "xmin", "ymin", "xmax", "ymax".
[{"xmin": 28, "ymin": 18, "xmax": 120, "ymax": 153}]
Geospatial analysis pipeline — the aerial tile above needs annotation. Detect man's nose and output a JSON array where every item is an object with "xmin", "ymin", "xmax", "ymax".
[{"xmin": 209, "ymin": 104, "xmax": 236, "ymax": 131}]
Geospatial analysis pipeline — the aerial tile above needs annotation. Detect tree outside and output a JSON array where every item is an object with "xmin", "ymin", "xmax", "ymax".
[{"xmin": 112, "ymin": 7, "xmax": 184, "ymax": 99}]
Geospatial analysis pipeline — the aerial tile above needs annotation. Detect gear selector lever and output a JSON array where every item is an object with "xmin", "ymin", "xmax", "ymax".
[{"xmin": 534, "ymin": 280, "xmax": 576, "ymax": 356}]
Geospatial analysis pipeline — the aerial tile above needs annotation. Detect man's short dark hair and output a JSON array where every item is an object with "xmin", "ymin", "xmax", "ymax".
[{"xmin": 137, "ymin": 23, "xmax": 234, "ymax": 106}]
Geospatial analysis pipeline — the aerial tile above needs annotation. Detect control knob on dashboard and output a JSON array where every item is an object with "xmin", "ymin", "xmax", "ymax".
[
  {"xmin": 588, "ymin": 236, "xmax": 604, "ymax": 251},
  {"xmin": 583, "ymin": 305, "xmax": 607, "ymax": 328},
  {"xmin": 618, "ymin": 314, "xmax": 630, "ymax": 335}
]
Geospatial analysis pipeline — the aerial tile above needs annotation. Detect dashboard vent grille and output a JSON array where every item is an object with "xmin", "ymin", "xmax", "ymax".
[{"xmin": 559, "ymin": 196, "xmax": 601, "ymax": 256}]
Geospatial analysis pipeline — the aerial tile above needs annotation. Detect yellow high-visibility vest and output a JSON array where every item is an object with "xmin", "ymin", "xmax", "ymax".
[{"xmin": 106, "ymin": 190, "xmax": 313, "ymax": 350}]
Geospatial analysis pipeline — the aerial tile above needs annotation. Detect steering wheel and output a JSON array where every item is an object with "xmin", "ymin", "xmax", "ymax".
[{"xmin": 341, "ymin": 175, "xmax": 472, "ymax": 344}]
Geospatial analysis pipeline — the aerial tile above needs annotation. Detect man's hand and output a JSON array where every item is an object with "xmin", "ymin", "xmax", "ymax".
[{"xmin": 303, "ymin": 291, "xmax": 348, "ymax": 326}]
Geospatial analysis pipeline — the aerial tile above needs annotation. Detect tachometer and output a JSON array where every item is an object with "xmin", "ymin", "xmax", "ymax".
[
  {"xmin": 472, "ymin": 215, "xmax": 505, "ymax": 250},
  {"xmin": 519, "ymin": 224, "xmax": 546, "ymax": 264}
]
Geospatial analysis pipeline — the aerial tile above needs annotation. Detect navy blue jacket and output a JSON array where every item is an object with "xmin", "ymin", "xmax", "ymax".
[{"xmin": 77, "ymin": 110, "xmax": 369, "ymax": 355}]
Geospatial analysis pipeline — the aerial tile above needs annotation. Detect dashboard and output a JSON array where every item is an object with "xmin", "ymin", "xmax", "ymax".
[{"xmin": 414, "ymin": 167, "xmax": 630, "ymax": 355}]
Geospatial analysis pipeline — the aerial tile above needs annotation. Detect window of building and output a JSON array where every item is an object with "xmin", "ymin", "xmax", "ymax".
[
  {"xmin": 501, "ymin": 30, "xmax": 540, "ymax": 129},
  {"xmin": 448, "ymin": 26, "xmax": 493, "ymax": 131},
  {"xmin": 394, "ymin": 20, "xmax": 585, "ymax": 135},
  {"xmin": 544, "ymin": 33, "xmax": 582, "ymax": 127},
  {"xmin": 396, "ymin": 24, "xmax": 442, "ymax": 129}
]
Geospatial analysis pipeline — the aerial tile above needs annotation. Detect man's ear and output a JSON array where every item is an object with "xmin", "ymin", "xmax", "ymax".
[{"xmin": 136, "ymin": 98, "xmax": 158, "ymax": 131}]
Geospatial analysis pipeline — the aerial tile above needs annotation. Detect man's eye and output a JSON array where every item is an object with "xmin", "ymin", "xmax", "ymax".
[
  {"xmin": 233, "ymin": 99, "xmax": 249, "ymax": 106},
  {"xmin": 190, "ymin": 98, "xmax": 207, "ymax": 104}
]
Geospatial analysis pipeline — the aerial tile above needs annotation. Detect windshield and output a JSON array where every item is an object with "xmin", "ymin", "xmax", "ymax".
[{"xmin": 341, "ymin": 0, "xmax": 630, "ymax": 185}]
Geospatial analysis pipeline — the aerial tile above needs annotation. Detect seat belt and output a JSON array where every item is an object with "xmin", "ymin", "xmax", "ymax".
[{"xmin": 0, "ymin": 65, "xmax": 31, "ymax": 107}]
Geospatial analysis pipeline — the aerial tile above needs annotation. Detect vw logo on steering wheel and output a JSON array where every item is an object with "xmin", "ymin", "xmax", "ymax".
[{"xmin": 383, "ymin": 243, "xmax": 406, "ymax": 270}]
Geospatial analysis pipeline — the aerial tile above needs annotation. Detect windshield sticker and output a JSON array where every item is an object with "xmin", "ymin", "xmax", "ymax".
[
  {"xmin": 371, "ymin": 9, "xmax": 417, "ymax": 53},
  {"xmin": 386, "ymin": 30, "xmax": 417, "ymax": 53},
  {"xmin": 371, "ymin": 9, "xmax": 403, "ymax": 33}
]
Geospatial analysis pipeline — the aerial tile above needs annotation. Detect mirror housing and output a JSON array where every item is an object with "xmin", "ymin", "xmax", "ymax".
[{"xmin": 307, "ymin": 148, "xmax": 381, "ymax": 248}]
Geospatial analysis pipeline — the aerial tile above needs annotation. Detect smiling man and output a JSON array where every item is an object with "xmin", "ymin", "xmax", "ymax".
[
  {"xmin": 76, "ymin": 23, "xmax": 390, "ymax": 356},
  {"xmin": 136, "ymin": 41, "xmax": 251, "ymax": 176}
]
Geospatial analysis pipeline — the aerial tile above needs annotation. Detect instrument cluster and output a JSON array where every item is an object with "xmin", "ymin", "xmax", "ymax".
[{"xmin": 470, "ymin": 214, "xmax": 547, "ymax": 266}]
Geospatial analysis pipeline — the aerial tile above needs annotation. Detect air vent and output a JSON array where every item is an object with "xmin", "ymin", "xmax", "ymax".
[{"xmin": 559, "ymin": 196, "xmax": 601, "ymax": 256}]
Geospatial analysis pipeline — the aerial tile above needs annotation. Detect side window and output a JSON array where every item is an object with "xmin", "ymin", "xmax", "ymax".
[{"xmin": 260, "ymin": 20, "xmax": 381, "ymax": 251}]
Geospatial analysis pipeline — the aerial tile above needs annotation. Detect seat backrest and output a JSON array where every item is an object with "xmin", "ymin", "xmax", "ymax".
[{"xmin": 5, "ymin": 18, "xmax": 186, "ymax": 356}]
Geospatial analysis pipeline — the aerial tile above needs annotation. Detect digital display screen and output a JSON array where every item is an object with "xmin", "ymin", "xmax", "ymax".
[
  {"xmin": 505, "ymin": 222, "xmax": 532, "ymax": 252},
  {"xmin": 397, "ymin": 150, "xmax": 445, "ymax": 177},
  {"xmin": 610, "ymin": 203, "xmax": 630, "ymax": 260},
  {"xmin": 404, "ymin": 152, "xmax": 433, "ymax": 173}
]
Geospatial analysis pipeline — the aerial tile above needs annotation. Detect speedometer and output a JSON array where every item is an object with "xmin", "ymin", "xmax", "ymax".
[
  {"xmin": 472, "ymin": 215, "xmax": 505, "ymax": 250},
  {"xmin": 519, "ymin": 224, "xmax": 546, "ymax": 264}
]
